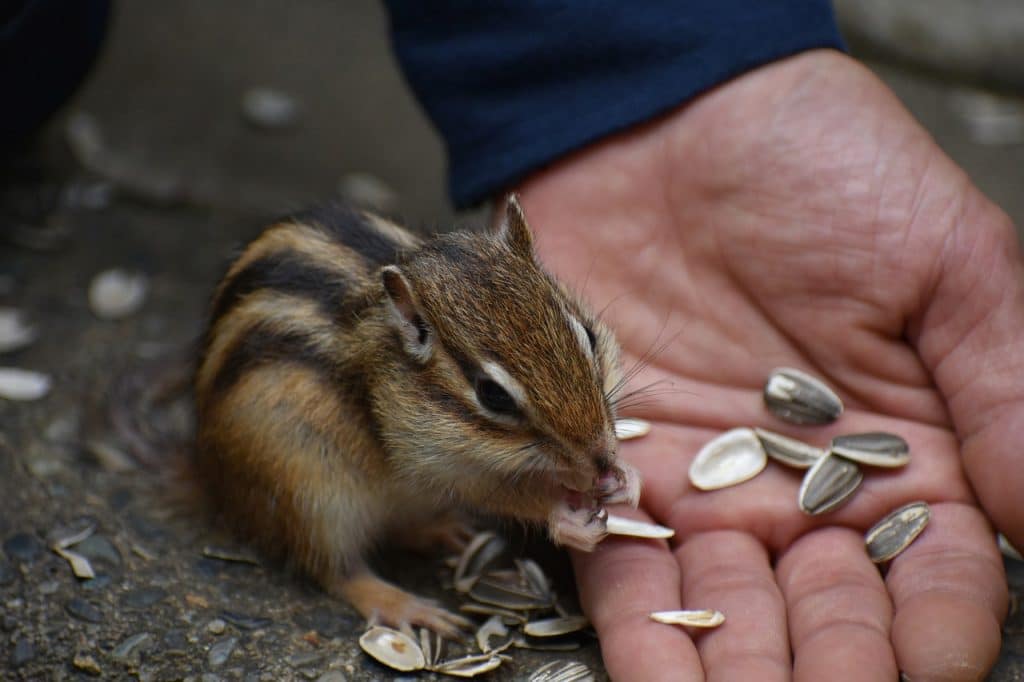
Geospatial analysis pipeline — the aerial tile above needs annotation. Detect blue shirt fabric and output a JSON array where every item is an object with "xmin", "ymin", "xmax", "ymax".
[{"xmin": 385, "ymin": 1, "xmax": 845, "ymax": 208}]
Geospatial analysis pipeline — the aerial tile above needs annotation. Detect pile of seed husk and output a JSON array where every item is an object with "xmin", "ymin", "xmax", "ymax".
[
  {"xmin": 358, "ymin": 531, "xmax": 597, "ymax": 677},
  {"xmin": 687, "ymin": 367, "xmax": 931, "ymax": 563}
]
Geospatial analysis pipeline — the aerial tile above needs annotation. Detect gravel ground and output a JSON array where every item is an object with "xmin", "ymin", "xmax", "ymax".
[{"xmin": 2, "ymin": 2, "xmax": 1024, "ymax": 680}]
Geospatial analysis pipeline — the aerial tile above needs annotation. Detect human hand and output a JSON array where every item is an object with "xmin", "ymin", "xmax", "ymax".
[{"xmin": 516, "ymin": 50, "xmax": 1015, "ymax": 680}]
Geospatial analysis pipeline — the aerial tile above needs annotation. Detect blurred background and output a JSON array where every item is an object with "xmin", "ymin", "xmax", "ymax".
[{"xmin": 1, "ymin": 1, "xmax": 1022, "ymax": 679}]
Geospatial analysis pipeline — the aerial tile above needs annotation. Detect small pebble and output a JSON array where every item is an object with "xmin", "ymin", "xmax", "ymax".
[
  {"xmin": 38, "ymin": 580, "xmax": 60, "ymax": 595},
  {"xmin": 4, "ymin": 532, "xmax": 43, "ymax": 563},
  {"xmin": 207, "ymin": 618, "xmax": 227, "ymax": 635},
  {"xmin": 316, "ymin": 672, "xmax": 347, "ymax": 682},
  {"xmin": 163, "ymin": 629, "xmax": 189, "ymax": 653},
  {"xmin": 220, "ymin": 610, "xmax": 271, "ymax": 630},
  {"xmin": 123, "ymin": 586, "xmax": 168, "ymax": 609},
  {"xmin": 76, "ymin": 535, "xmax": 123, "ymax": 569},
  {"xmin": 73, "ymin": 653, "xmax": 103, "ymax": 676},
  {"xmin": 12, "ymin": 638, "xmax": 34, "ymax": 667},
  {"xmin": 0, "ymin": 559, "xmax": 16, "ymax": 586},
  {"xmin": 66, "ymin": 597, "xmax": 104, "ymax": 624},
  {"xmin": 288, "ymin": 651, "xmax": 324, "ymax": 668},
  {"xmin": 208, "ymin": 636, "xmax": 238, "ymax": 668}
]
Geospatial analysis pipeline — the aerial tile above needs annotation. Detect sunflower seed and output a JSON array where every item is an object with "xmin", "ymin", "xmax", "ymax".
[
  {"xmin": 50, "ymin": 523, "xmax": 96, "ymax": 550},
  {"xmin": 754, "ymin": 428, "xmax": 825, "ymax": 469},
  {"xmin": 764, "ymin": 367, "xmax": 843, "ymax": 425},
  {"xmin": 523, "ymin": 615, "xmax": 590, "ymax": 638},
  {"xmin": 798, "ymin": 452, "xmax": 863, "ymax": 515},
  {"xmin": 998, "ymin": 533, "xmax": 1022, "ymax": 561},
  {"xmin": 689, "ymin": 427, "xmax": 767, "ymax": 491},
  {"xmin": 432, "ymin": 652, "xmax": 503, "ymax": 677},
  {"xmin": 511, "ymin": 633, "xmax": 582, "ymax": 651},
  {"xmin": 865, "ymin": 501, "xmax": 930, "ymax": 563},
  {"xmin": 515, "ymin": 558, "xmax": 551, "ymax": 599},
  {"xmin": 469, "ymin": 577, "xmax": 552, "ymax": 611},
  {"xmin": 614, "ymin": 418, "xmax": 651, "ymax": 441},
  {"xmin": 0, "ymin": 368, "xmax": 51, "ymax": 401},
  {"xmin": 54, "ymin": 548, "xmax": 95, "ymax": 579},
  {"xmin": 418, "ymin": 627, "xmax": 437, "ymax": 667},
  {"xmin": 454, "ymin": 532, "xmax": 506, "ymax": 593},
  {"xmin": 649, "ymin": 609, "xmax": 725, "ymax": 628},
  {"xmin": 830, "ymin": 432, "xmax": 910, "ymax": 468},
  {"xmin": 529, "ymin": 661, "xmax": 595, "ymax": 682},
  {"xmin": 475, "ymin": 615, "xmax": 509, "ymax": 653},
  {"xmin": 358, "ymin": 626, "xmax": 425, "ymax": 671},
  {"xmin": 0, "ymin": 309, "xmax": 37, "ymax": 354},
  {"xmin": 605, "ymin": 514, "xmax": 675, "ymax": 539},
  {"xmin": 459, "ymin": 602, "xmax": 528, "ymax": 625},
  {"xmin": 89, "ymin": 269, "xmax": 148, "ymax": 320}
]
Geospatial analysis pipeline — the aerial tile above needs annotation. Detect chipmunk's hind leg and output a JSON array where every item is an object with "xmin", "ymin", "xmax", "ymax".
[
  {"xmin": 390, "ymin": 509, "xmax": 476, "ymax": 554},
  {"xmin": 327, "ymin": 566, "xmax": 471, "ymax": 638}
]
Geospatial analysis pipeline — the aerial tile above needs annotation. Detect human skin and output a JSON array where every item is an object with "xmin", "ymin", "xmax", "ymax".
[{"xmin": 516, "ymin": 50, "xmax": 1016, "ymax": 681}]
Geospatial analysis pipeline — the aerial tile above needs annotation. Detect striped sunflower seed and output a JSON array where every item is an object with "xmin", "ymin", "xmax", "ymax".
[
  {"xmin": 865, "ymin": 501, "xmax": 930, "ymax": 563},
  {"xmin": 798, "ymin": 451, "xmax": 863, "ymax": 515},
  {"xmin": 830, "ymin": 432, "xmax": 910, "ymax": 468},
  {"xmin": 764, "ymin": 367, "xmax": 843, "ymax": 425},
  {"xmin": 523, "ymin": 615, "xmax": 590, "ymax": 638},
  {"xmin": 754, "ymin": 428, "xmax": 825, "ymax": 469}
]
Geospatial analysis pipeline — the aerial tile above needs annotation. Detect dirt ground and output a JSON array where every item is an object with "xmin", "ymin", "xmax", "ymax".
[{"xmin": 2, "ymin": 2, "xmax": 1023, "ymax": 680}]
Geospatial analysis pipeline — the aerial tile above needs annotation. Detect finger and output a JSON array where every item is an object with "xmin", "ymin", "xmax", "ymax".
[
  {"xmin": 911, "ymin": 204, "xmax": 1024, "ymax": 548},
  {"xmin": 776, "ymin": 526, "xmax": 898, "ymax": 682},
  {"xmin": 572, "ymin": 518, "xmax": 704, "ymax": 681},
  {"xmin": 676, "ymin": 531, "xmax": 789, "ymax": 681},
  {"xmin": 886, "ymin": 502, "xmax": 1006, "ymax": 681}
]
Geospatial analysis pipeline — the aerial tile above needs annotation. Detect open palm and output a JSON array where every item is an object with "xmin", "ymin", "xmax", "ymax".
[{"xmin": 518, "ymin": 51, "xmax": 1016, "ymax": 680}]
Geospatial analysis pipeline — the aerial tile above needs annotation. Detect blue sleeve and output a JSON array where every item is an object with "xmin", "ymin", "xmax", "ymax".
[{"xmin": 385, "ymin": 1, "xmax": 845, "ymax": 208}]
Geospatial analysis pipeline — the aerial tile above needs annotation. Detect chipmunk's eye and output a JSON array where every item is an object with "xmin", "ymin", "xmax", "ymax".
[{"xmin": 475, "ymin": 377, "xmax": 518, "ymax": 415}]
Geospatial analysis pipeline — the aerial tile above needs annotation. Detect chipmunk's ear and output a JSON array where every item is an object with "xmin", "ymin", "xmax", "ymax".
[
  {"xmin": 381, "ymin": 265, "xmax": 433, "ymax": 363},
  {"xmin": 495, "ymin": 193, "xmax": 534, "ymax": 258}
]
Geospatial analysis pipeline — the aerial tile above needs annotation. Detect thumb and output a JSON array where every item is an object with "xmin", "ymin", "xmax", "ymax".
[{"xmin": 914, "ymin": 192, "xmax": 1024, "ymax": 550}]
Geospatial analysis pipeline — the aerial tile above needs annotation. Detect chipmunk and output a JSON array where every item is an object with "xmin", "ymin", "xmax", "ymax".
[{"xmin": 194, "ymin": 195, "xmax": 640, "ymax": 635}]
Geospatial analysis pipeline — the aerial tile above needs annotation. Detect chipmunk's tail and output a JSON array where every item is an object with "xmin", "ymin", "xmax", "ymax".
[{"xmin": 104, "ymin": 343, "xmax": 208, "ymax": 512}]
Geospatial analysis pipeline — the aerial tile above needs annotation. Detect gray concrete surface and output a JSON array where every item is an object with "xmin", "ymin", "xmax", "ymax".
[{"xmin": 2, "ymin": 1, "xmax": 1023, "ymax": 680}]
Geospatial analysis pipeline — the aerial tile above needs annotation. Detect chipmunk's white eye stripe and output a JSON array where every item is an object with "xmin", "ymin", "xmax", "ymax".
[
  {"xmin": 568, "ymin": 314, "xmax": 593, "ymax": 359},
  {"xmin": 479, "ymin": 360, "xmax": 528, "ymax": 410}
]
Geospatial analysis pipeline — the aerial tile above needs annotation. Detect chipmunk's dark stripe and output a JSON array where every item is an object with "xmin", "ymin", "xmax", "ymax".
[
  {"xmin": 423, "ymin": 381, "xmax": 517, "ymax": 438},
  {"xmin": 210, "ymin": 252, "xmax": 360, "ymax": 325},
  {"xmin": 291, "ymin": 204, "xmax": 402, "ymax": 267},
  {"xmin": 212, "ymin": 326, "xmax": 355, "ymax": 396}
]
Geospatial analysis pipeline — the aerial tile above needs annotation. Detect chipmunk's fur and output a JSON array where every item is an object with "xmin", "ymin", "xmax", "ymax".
[{"xmin": 194, "ymin": 195, "xmax": 640, "ymax": 634}]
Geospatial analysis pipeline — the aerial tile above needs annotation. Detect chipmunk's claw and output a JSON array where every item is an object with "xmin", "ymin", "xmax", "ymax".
[{"xmin": 548, "ymin": 499, "xmax": 608, "ymax": 552}]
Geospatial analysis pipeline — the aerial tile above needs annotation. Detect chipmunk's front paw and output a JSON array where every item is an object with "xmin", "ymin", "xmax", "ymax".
[
  {"xmin": 596, "ymin": 460, "xmax": 642, "ymax": 508},
  {"xmin": 548, "ymin": 500, "xmax": 608, "ymax": 552}
]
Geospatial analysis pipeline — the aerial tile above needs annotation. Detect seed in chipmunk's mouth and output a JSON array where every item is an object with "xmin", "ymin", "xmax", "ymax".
[
  {"xmin": 615, "ymin": 418, "xmax": 651, "ymax": 440},
  {"xmin": 764, "ymin": 367, "xmax": 843, "ymax": 425}
]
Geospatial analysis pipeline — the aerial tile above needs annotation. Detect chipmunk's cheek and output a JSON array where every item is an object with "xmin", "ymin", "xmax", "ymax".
[
  {"xmin": 547, "ymin": 500, "xmax": 608, "ymax": 552},
  {"xmin": 595, "ymin": 461, "xmax": 642, "ymax": 508}
]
